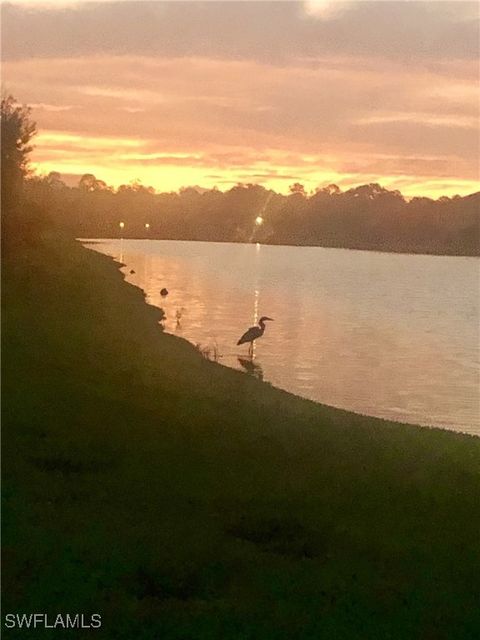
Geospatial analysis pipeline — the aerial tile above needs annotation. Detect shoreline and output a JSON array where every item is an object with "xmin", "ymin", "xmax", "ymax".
[
  {"xmin": 160, "ymin": 324, "xmax": 477, "ymax": 438},
  {"xmin": 84, "ymin": 238, "xmax": 479, "ymax": 436},
  {"xmin": 80, "ymin": 235, "xmax": 480, "ymax": 259},
  {"xmin": 4, "ymin": 231, "xmax": 480, "ymax": 638}
]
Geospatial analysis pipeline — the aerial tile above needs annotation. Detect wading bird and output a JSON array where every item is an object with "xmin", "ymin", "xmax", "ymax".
[{"xmin": 237, "ymin": 316, "xmax": 274, "ymax": 355}]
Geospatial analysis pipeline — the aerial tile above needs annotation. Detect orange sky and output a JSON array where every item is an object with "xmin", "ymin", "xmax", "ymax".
[{"xmin": 2, "ymin": 1, "xmax": 479, "ymax": 197}]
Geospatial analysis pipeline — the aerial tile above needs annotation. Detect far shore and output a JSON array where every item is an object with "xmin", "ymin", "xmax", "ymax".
[{"xmin": 79, "ymin": 235, "xmax": 480, "ymax": 259}]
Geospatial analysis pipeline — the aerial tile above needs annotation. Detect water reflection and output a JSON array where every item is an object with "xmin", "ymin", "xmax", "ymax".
[
  {"xmin": 238, "ymin": 356, "xmax": 264, "ymax": 380},
  {"xmin": 85, "ymin": 239, "xmax": 480, "ymax": 435},
  {"xmin": 175, "ymin": 307, "xmax": 186, "ymax": 329}
]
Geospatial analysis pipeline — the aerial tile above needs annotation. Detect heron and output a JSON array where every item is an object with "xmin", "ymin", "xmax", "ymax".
[{"xmin": 237, "ymin": 316, "xmax": 274, "ymax": 355}]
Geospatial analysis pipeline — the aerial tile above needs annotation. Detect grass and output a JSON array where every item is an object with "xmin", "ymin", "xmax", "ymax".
[{"xmin": 2, "ymin": 230, "xmax": 480, "ymax": 639}]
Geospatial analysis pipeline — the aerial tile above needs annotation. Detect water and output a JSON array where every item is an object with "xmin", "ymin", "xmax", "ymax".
[{"xmin": 85, "ymin": 239, "xmax": 480, "ymax": 436}]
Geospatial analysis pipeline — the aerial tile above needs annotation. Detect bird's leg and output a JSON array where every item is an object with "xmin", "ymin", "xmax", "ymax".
[{"xmin": 249, "ymin": 341, "xmax": 253, "ymax": 357}]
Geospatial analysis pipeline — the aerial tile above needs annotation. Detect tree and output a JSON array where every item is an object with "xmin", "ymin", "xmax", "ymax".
[
  {"xmin": 315, "ymin": 183, "xmax": 341, "ymax": 196},
  {"xmin": 78, "ymin": 173, "xmax": 112, "ymax": 192},
  {"xmin": 289, "ymin": 182, "xmax": 306, "ymax": 196},
  {"xmin": 1, "ymin": 97, "xmax": 53, "ymax": 252},
  {"xmin": 78, "ymin": 173, "xmax": 98, "ymax": 192},
  {"xmin": 1, "ymin": 95, "xmax": 37, "ymax": 205},
  {"xmin": 46, "ymin": 171, "xmax": 66, "ymax": 190}
]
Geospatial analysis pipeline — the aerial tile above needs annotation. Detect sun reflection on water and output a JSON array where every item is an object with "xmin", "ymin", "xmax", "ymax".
[{"xmin": 87, "ymin": 238, "xmax": 480, "ymax": 436}]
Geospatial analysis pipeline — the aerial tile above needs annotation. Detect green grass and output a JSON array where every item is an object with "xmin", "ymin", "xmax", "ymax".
[{"xmin": 3, "ymin": 231, "xmax": 480, "ymax": 639}]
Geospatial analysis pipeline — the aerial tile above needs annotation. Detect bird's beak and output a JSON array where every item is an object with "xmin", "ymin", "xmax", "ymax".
[{"xmin": 266, "ymin": 317, "xmax": 274, "ymax": 321}]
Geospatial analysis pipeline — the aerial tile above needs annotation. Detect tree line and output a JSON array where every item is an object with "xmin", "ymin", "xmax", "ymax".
[
  {"xmin": 26, "ymin": 171, "xmax": 479, "ymax": 255},
  {"xmin": 2, "ymin": 96, "xmax": 479, "ymax": 256}
]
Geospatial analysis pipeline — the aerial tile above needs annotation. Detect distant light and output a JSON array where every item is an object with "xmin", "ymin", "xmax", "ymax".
[
  {"xmin": 145, "ymin": 223, "xmax": 150, "ymax": 229},
  {"xmin": 255, "ymin": 216, "xmax": 264, "ymax": 226},
  {"xmin": 119, "ymin": 221, "xmax": 125, "ymax": 229}
]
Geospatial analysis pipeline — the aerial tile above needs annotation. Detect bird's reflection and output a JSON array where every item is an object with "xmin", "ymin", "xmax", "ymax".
[{"xmin": 238, "ymin": 356, "xmax": 264, "ymax": 380}]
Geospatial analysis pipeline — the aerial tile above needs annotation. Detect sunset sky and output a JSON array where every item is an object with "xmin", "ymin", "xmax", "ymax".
[{"xmin": 2, "ymin": 0, "xmax": 479, "ymax": 197}]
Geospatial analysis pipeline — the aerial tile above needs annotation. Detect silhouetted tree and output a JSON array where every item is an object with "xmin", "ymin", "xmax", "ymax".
[
  {"xmin": 1, "ymin": 97, "xmax": 58, "ymax": 256},
  {"xmin": 9, "ymin": 99, "xmax": 477, "ymax": 256},
  {"xmin": 33, "ymin": 176, "xmax": 478, "ymax": 255},
  {"xmin": 1, "ymin": 95, "xmax": 37, "ymax": 206},
  {"xmin": 47, "ymin": 171, "xmax": 67, "ymax": 189},
  {"xmin": 79, "ymin": 174, "xmax": 99, "ymax": 192},
  {"xmin": 289, "ymin": 182, "xmax": 306, "ymax": 196},
  {"xmin": 315, "ymin": 183, "xmax": 341, "ymax": 196}
]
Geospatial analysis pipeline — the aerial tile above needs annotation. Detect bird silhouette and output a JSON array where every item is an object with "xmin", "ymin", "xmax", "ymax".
[{"xmin": 237, "ymin": 316, "xmax": 274, "ymax": 355}]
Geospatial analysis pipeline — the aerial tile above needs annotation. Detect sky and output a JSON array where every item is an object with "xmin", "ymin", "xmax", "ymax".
[{"xmin": 2, "ymin": 0, "xmax": 479, "ymax": 197}]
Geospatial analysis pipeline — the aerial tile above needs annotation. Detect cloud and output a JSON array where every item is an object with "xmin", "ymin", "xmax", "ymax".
[
  {"xmin": 2, "ymin": 1, "xmax": 478, "ymax": 63},
  {"xmin": 3, "ymin": 52, "xmax": 477, "ymax": 195},
  {"xmin": 2, "ymin": 2, "xmax": 478, "ymax": 197},
  {"xmin": 29, "ymin": 102, "xmax": 77, "ymax": 111},
  {"xmin": 303, "ymin": 1, "xmax": 352, "ymax": 20}
]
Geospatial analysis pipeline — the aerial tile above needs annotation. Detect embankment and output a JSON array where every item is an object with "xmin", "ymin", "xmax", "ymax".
[{"xmin": 3, "ymin": 231, "xmax": 480, "ymax": 639}]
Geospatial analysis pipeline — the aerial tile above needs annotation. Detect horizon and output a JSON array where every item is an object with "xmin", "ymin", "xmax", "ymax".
[
  {"xmin": 27, "ymin": 167, "xmax": 480, "ymax": 201},
  {"xmin": 2, "ymin": 0, "xmax": 479, "ymax": 198}
]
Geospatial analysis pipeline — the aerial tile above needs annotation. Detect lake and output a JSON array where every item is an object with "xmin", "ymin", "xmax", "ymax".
[{"xmin": 86, "ymin": 239, "xmax": 480, "ymax": 436}]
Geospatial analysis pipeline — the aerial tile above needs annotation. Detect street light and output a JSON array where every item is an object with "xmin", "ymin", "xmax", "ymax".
[
  {"xmin": 145, "ymin": 223, "xmax": 150, "ymax": 230},
  {"xmin": 255, "ymin": 216, "xmax": 264, "ymax": 226},
  {"xmin": 119, "ymin": 221, "xmax": 125, "ymax": 230}
]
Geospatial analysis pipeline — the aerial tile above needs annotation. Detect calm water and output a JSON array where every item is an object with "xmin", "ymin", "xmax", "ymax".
[{"xmin": 86, "ymin": 239, "xmax": 480, "ymax": 436}]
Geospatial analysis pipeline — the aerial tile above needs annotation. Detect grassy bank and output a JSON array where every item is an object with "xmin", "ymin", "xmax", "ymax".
[{"xmin": 3, "ymin": 230, "xmax": 480, "ymax": 639}]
